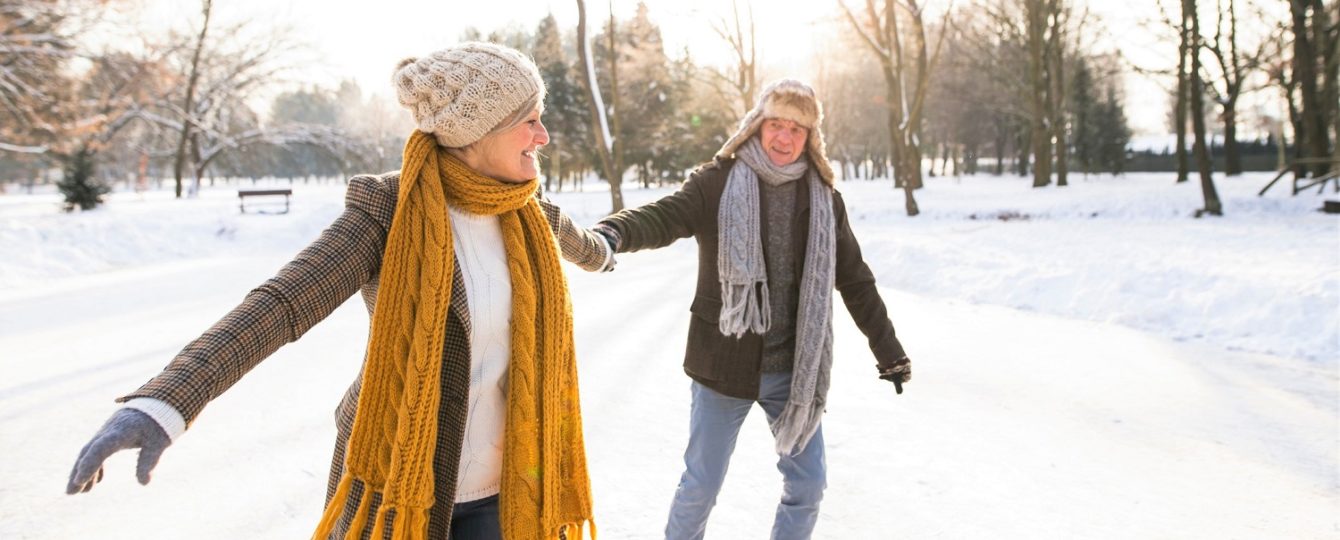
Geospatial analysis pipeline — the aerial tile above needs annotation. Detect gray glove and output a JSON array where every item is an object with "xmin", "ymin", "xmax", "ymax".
[{"xmin": 66, "ymin": 408, "xmax": 170, "ymax": 494}]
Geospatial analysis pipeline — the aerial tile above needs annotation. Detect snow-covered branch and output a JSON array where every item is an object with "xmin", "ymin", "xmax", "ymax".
[{"xmin": 0, "ymin": 140, "xmax": 47, "ymax": 154}]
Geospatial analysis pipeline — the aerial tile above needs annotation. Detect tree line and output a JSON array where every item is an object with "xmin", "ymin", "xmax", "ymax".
[{"xmin": 3, "ymin": 0, "xmax": 1334, "ymax": 217}]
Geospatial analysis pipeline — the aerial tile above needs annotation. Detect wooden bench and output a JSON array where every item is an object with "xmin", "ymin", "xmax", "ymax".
[
  {"xmin": 238, "ymin": 188, "xmax": 293, "ymax": 214},
  {"xmin": 1258, "ymin": 157, "xmax": 1340, "ymax": 197}
]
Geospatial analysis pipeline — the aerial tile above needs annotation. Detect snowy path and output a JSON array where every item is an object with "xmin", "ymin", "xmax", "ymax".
[{"xmin": 2, "ymin": 235, "xmax": 1336, "ymax": 539}]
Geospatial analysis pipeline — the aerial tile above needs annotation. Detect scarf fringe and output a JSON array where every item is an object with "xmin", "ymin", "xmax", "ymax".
[
  {"xmin": 313, "ymin": 476, "xmax": 433, "ymax": 540},
  {"xmin": 371, "ymin": 504, "xmax": 429, "ymax": 540},
  {"xmin": 560, "ymin": 519, "xmax": 598, "ymax": 540},
  {"xmin": 719, "ymin": 282, "xmax": 770, "ymax": 337},
  {"xmin": 312, "ymin": 475, "xmax": 354, "ymax": 540},
  {"xmin": 770, "ymin": 399, "xmax": 825, "ymax": 457}
]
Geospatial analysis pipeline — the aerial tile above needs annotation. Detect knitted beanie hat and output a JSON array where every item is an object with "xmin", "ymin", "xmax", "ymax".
[
  {"xmin": 393, "ymin": 42, "xmax": 546, "ymax": 148},
  {"xmin": 715, "ymin": 79, "xmax": 836, "ymax": 185}
]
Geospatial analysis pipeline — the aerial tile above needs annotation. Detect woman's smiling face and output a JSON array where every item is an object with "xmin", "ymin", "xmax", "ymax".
[{"xmin": 461, "ymin": 107, "xmax": 549, "ymax": 183}]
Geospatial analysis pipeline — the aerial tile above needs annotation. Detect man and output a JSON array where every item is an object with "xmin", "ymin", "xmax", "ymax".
[{"xmin": 592, "ymin": 79, "xmax": 912, "ymax": 539}]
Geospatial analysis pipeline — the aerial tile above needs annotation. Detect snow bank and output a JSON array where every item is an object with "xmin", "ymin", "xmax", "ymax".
[{"xmin": 2, "ymin": 172, "xmax": 1335, "ymax": 363}]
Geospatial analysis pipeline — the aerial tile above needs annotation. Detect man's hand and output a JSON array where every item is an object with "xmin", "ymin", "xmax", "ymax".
[
  {"xmin": 592, "ymin": 224, "xmax": 621, "ymax": 272},
  {"xmin": 66, "ymin": 409, "xmax": 170, "ymax": 494},
  {"xmin": 878, "ymin": 356, "xmax": 912, "ymax": 394}
]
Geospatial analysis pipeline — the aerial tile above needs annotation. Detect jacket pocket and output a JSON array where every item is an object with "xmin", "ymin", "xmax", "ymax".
[{"xmin": 685, "ymin": 295, "xmax": 723, "ymax": 380}]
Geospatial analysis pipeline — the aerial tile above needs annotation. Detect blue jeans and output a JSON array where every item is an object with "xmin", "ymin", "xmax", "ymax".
[
  {"xmin": 665, "ymin": 373, "xmax": 827, "ymax": 540},
  {"xmin": 451, "ymin": 494, "xmax": 500, "ymax": 540}
]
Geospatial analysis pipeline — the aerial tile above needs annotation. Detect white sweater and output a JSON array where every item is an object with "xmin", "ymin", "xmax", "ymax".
[{"xmin": 446, "ymin": 205, "xmax": 512, "ymax": 502}]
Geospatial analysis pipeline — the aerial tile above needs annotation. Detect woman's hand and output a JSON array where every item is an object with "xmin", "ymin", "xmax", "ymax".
[{"xmin": 66, "ymin": 409, "xmax": 170, "ymax": 494}]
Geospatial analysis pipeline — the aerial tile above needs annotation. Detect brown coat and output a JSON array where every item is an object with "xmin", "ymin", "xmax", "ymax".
[
  {"xmin": 598, "ymin": 157, "xmax": 906, "ymax": 400},
  {"xmin": 118, "ymin": 172, "xmax": 610, "ymax": 539}
]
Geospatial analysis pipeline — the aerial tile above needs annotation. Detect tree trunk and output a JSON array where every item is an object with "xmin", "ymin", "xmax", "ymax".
[
  {"xmin": 173, "ymin": 0, "xmax": 213, "ymax": 199},
  {"xmin": 1188, "ymin": 0, "xmax": 1222, "ymax": 216},
  {"xmin": 1216, "ymin": 0, "xmax": 1245, "ymax": 176},
  {"xmin": 994, "ymin": 123, "xmax": 1006, "ymax": 175},
  {"xmin": 1319, "ymin": 0, "xmax": 1339, "ymax": 169},
  {"xmin": 606, "ymin": 5, "xmax": 625, "ymax": 212},
  {"xmin": 1017, "ymin": 127, "xmax": 1031, "ymax": 176},
  {"xmin": 1223, "ymin": 102, "xmax": 1242, "ymax": 175},
  {"xmin": 1292, "ymin": 0, "xmax": 1329, "ymax": 176},
  {"xmin": 1028, "ymin": 0, "xmax": 1052, "ymax": 188},
  {"xmin": 574, "ymin": 0, "xmax": 623, "ymax": 212},
  {"xmin": 1175, "ymin": 6, "xmax": 1190, "ymax": 183},
  {"xmin": 1282, "ymin": 70, "xmax": 1306, "ymax": 178},
  {"xmin": 547, "ymin": 137, "xmax": 561, "ymax": 192},
  {"xmin": 842, "ymin": 0, "xmax": 919, "ymax": 216},
  {"xmin": 1048, "ymin": 0, "xmax": 1068, "ymax": 187}
]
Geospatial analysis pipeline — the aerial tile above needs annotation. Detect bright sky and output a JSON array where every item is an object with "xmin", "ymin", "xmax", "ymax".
[{"xmin": 115, "ymin": 0, "xmax": 1285, "ymax": 137}]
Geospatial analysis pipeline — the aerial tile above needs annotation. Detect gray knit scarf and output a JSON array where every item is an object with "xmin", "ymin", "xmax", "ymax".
[{"xmin": 719, "ymin": 136, "xmax": 836, "ymax": 456}]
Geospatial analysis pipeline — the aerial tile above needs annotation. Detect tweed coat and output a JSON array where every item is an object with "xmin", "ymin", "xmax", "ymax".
[
  {"xmin": 117, "ymin": 171, "xmax": 611, "ymax": 539},
  {"xmin": 598, "ymin": 157, "xmax": 907, "ymax": 400}
]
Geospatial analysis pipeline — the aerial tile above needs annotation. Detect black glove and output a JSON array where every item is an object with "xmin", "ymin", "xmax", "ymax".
[
  {"xmin": 878, "ymin": 356, "xmax": 912, "ymax": 394},
  {"xmin": 66, "ymin": 408, "xmax": 171, "ymax": 494}
]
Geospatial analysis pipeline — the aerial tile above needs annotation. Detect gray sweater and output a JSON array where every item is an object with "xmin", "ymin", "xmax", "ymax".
[{"xmin": 760, "ymin": 180, "xmax": 799, "ymax": 373}]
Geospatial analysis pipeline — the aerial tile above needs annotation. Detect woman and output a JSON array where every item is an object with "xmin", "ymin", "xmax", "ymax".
[{"xmin": 65, "ymin": 42, "xmax": 609, "ymax": 540}]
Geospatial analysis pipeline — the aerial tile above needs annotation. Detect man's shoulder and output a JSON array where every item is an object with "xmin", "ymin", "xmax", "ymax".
[{"xmin": 686, "ymin": 157, "xmax": 733, "ymax": 188}]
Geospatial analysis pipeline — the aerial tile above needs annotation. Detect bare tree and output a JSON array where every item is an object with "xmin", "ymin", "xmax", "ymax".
[
  {"xmin": 1187, "ymin": 0, "xmax": 1223, "ymax": 216},
  {"xmin": 170, "ymin": 0, "xmax": 211, "ymax": 198},
  {"xmin": 708, "ymin": 0, "xmax": 757, "ymax": 117},
  {"xmin": 1174, "ymin": 0, "xmax": 1192, "ymax": 182},
  {"xmin": 815, "ymin": 26, "xmax": 893, "ymax": 180},
  {"xmin": 1326, "ymin": 0, "xmax": 1339, "ymax": 169},
  {"xmin": 1291, "ymin": 0, "xmax": 1331, "ymax": 176},
  {"xmin": 575, "ymin": 0, "xmax": 624, "ymax": 213},
  {"xmin": 152, "ymin": 17, "xmax": 305, "ymax": 194},
  {"xmin": 1025, "ymin": 0, "xmax": 1052, "ymax": 187},
  {"xmin": 840, "ymin": 0, "xmax": 952, "ymax": 216},
  {"xmin": 0, "ymin": 0, "xmax": 81, "ymax": 154},
  {"xmin": 1202, "ymin": 0, "xmax": 1271, "ymax": 176},
  {"xmin": 1047, "ymin": 0, "xmax": 1073, "ymax": 187}
]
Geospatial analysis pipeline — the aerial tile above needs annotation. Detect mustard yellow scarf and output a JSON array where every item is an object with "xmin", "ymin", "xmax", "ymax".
[{"xmin": 312, "ymin": 131, "xmax": 594, "ymax": 540}]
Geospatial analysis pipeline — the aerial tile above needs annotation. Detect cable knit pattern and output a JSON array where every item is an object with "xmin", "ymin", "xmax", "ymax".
[
  {"xmin": 726, "ymin": 138, "xmax": 837, "ymax": 457},
  {"xmin": 393, "ymin": 42, "xmax": 544, "ymax": 148},
  {"xmin": 313, "ymin": 131, "xmax": 593, "ymax": 540},
  {"xmin": 717, "ymin": 138, "xmax": 807, "ymax": 337}
]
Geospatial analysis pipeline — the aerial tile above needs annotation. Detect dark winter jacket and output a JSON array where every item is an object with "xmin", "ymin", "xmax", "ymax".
[
  {"xmin": 598, "ymin": 157, "xmax": 907, "ymax": 400},
  {"xmin": 117, "ymin": 172, "xmax": 611, "ymax": 539}
]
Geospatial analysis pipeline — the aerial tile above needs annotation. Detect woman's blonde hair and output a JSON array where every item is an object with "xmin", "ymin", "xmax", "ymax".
[{"xmin": 455, "ymin": 92, "xmax": 544, "ymax": 151}]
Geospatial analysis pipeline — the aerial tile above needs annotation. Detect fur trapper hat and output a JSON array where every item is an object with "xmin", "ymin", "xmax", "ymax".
[
  {"xmin": 393, "ymin": 42, "xmax": 545, "ymax": 148},
  {"xmin": 715, "ymin": 78, "xmax": 835, "ymax": 185}
]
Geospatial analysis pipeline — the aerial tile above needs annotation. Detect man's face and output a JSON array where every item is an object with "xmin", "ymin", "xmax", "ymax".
[{"xmin": 759, "ymin": 118, "xmax": 809, "ymax": 167}]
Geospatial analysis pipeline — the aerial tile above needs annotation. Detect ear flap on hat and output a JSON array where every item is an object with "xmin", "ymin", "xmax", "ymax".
[{"xmin": 715, "ymin": 79, "xmax": 835, "ymax": 186}]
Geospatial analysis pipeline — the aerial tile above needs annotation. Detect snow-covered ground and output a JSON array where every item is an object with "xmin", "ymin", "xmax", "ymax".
[{"xmin": 1, "ymin": 172, "xmax": 1336, "ymax": 539}]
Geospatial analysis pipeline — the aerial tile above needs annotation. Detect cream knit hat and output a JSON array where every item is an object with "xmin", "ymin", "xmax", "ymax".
[
  {"xmin": 393, "ymin": 42, "xmax": 545, "ymax": 148},
  {"xmin": 716, "ymin": 79, "xmax": 836, "ymax": 185}
]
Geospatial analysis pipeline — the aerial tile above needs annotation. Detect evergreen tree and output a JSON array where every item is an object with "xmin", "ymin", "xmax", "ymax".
[
  {"xmin": 1070, "ymin": 58, "xmax": 1098, "ymax": 173},
  {"xmin": 658, "ymin": 53, "xmax": 731, "ymax": 184},
  {"xmin": 57, "ymin": 146, "xmax": 110, "ymax": 211},
  {"xmin": 593, "ymin": 2, "xmax": 677, "ymax": 186},
  {"xmin": 1095, "ymin": 87, "xmax": 1132, "ymax": 174},
  {"xmin": 533, "ymin": 13, "xmax": 589, "ymax": 191}
]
